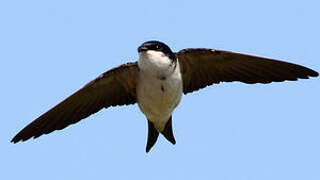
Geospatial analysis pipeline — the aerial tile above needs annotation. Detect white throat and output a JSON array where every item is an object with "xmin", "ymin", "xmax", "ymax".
[{"xmin": 138, "ymin": 50, "xmax": 175, "ymax": 77}]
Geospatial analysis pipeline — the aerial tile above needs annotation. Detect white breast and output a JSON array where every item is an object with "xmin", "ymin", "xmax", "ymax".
[{"xmin": 137, "ymin": 51, "xmax": 183, "ymax": 131}]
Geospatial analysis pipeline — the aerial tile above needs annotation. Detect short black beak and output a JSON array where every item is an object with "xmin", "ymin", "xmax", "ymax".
[{"xmin": 138, "ymin": 46, "xmax": 148, "ymax": 53}]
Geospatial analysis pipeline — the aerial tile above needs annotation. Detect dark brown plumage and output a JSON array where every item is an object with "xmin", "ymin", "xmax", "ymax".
[
  {"xmin": 11, "ymin": 62, "xmax": 138, "ymax": 143},
  {"xmin": 177, "ymin": 49, "xmax": 318, "ymax": 94},
  {"xmin": 11, "ymin": 46, "xmax": 318, "ymax": 151}
]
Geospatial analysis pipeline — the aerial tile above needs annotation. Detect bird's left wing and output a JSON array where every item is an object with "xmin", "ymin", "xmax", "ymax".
[
  {"xmin": 11, "ymin": 62, "xmax": 139, "ymax": 143},
  {"xmin": 177, "ymin": 49, "xmax": 318, "ymax": 94}
]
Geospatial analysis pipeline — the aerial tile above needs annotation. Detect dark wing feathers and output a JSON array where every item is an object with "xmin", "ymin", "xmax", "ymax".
[
  {"xmin": 12, "ymin": 48, "xmax": 319, "ymax": 143},
  {"xmin": 11, "ymin": 62, "xmax": 139, "ymax": 143},
  {"xmin": 177, "ymin": 49, "xmax": 318, "ymax": 94}
]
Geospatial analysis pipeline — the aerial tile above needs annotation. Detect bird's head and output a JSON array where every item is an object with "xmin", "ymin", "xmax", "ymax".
[{"xmin": 138, "ymin": 40, "xmax": 176, "ymax": 61}]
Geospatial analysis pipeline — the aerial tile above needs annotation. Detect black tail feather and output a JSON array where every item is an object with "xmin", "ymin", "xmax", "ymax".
[
  {"xmin": 146, "ymin": 120, "xmax": 159, "ymax": 153},
  {"xmin": 161, "ymin": 116, "xmax": 176, "ymax": 145}
]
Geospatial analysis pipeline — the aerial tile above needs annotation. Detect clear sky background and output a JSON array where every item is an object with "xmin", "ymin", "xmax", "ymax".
[{"xmin": 1, "ymin": 0, "xmax": 319, "ymax": 179}]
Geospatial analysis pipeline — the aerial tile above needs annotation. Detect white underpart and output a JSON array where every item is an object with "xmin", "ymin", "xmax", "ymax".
[{"xmin": 137, "ymin": 50, "xmax": 183, "ymax": 132}]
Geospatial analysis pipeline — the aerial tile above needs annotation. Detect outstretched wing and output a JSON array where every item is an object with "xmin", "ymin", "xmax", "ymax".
[
  {"xmin": 12, "ymin": 62, "xmax": 139, "ymax": 143},
  {"xmin": 177, "ymin": 49, "xmax": 318, "ymax": 94}
]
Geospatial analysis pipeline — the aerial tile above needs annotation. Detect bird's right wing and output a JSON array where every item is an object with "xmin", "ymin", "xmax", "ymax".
[{"xmin": 12, "ymin": 62, "xmax": 139, "ymax": 143}]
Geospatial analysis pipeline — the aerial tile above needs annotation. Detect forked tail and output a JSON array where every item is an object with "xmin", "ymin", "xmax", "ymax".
[{"xmin": 145, "ymin": 116, "xmax": 176, "ymax": 152}]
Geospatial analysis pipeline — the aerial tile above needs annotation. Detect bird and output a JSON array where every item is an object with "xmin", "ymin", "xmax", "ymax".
[{"xmin": 11, "ymin": 40, "xmax": 318, "ymax": 152}]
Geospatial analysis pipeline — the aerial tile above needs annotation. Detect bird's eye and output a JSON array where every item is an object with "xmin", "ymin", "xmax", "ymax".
[{"xmin": 155, "ymin": 45, "xmax": 160, "ymax": 49}]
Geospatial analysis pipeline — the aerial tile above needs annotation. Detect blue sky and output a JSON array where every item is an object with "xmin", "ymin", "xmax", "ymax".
[{"xmin": 1, "ymin": 0, "xmax": 319, "ymax": 179}]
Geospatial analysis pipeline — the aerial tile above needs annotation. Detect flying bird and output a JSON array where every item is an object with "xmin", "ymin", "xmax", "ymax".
[{"xmin": 11, "ymin": 41, "xmax": 318, "ymax": 152}]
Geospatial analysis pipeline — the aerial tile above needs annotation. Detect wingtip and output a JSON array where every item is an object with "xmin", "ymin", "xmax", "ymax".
[
  {"xmin": 311, "ymin": 70, "xmax": 319, "ymax": 77},
  {"xmin": 11, "ymin": 132, "xmax": 32, "ymax": 144},
  {"xmin": 304, "ymin": 66, "xmax": 318, "ymax": 77},
  {"xmin": 11, "ymin": 136, "xmax": 20, "ymax": 144},
  {"xmin": 11, "ymin": 134, "xmax": 24, "ymax": 143}
]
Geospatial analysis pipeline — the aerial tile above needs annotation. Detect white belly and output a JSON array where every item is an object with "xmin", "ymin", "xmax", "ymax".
[{"xmin": 136, "ymin": 63, "xmax": 183, "ymax": 132}]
